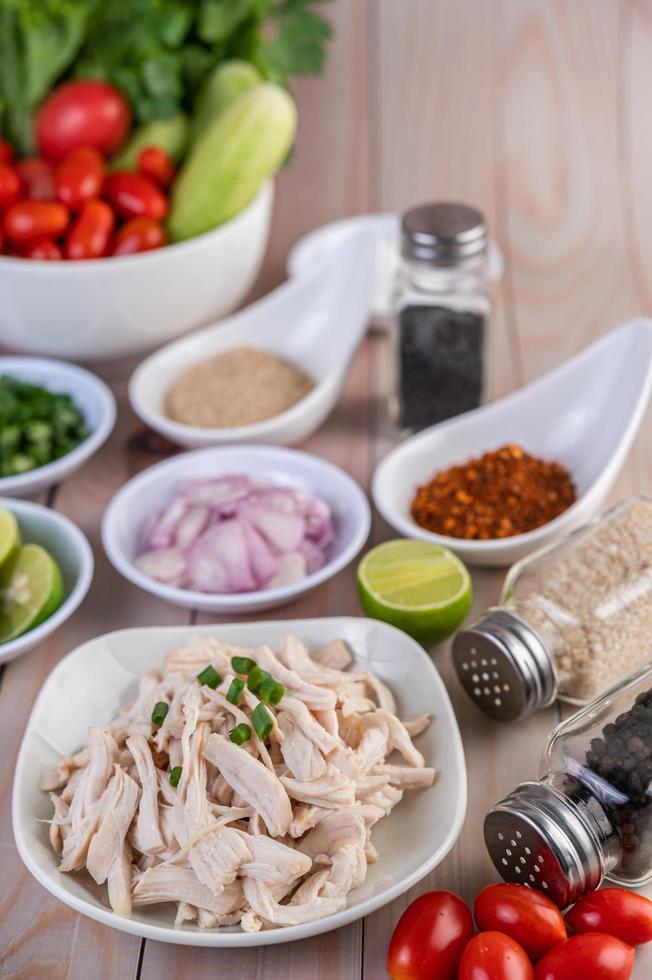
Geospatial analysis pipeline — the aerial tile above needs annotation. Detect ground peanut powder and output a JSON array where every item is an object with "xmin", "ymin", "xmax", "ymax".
[{"xmin": 165, "ymin": 346, "xmax": 314, "ymax": 428}]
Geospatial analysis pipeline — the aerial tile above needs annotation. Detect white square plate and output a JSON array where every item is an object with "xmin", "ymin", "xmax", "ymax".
[{"xmin": 12, "ymin": 617, "xmax": 466, "ymax": 947}]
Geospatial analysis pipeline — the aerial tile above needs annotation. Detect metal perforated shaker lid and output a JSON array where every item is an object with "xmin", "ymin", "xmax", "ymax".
[
  {"xmin": 401, "ymin": 201, "xmax": 487, "ymax": 265},
  {"xmin": 452, "ymin": 609, "xmax": 557, "ymax": 722},
  {"xmin": 485, "ymin": 781, "xmax": 605, "ymax": 908}
]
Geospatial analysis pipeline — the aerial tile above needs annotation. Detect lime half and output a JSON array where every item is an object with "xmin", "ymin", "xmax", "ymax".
[
  {"xmin": 357, "ymin": 539, "xmax": 472, "ymax": 645},
  {"xmin": 0, "ymin": 544, "xmax": 64, "ymax": 643},
  {"xmin": 0, "ymin": 507, "xmax": 20, "ymax": 569}
]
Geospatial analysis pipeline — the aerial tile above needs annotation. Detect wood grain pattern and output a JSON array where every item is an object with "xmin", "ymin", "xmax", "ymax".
[{"xmin": 3, "ymin": 0, "xmax": 652, "ymax": 976}]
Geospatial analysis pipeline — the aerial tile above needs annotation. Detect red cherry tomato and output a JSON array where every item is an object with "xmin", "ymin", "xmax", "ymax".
[
  {"xmin": 55, "ymin": 147, "xmax": 105, "ymax": 210},
  {"xmin": 36, "ymin": 79, "xmax": 130, "ymax": 162},
  {"xmin": 0, "ymin": 138, "xmax": 14, "ymax": 164},
  {"xmin": 3, "ymin": 201, "xmax": 68, "ymax": 245},
  {"xmin": 21, "ymin": 238, "xmax": 62, "ymax": 260},
  {"xmin": 112, "ymin": 217, "xmax": 167, "ymax": 256},
  {"xmin": 64, "ymin": 199, "xmax": 115, "ymax": 260},
  {"xmin": 566, "ymin": 888, "xmax": 652, "ymax": 947},
  {"xmin": 458, "ymin": 931, "xmax": 534, "ymax": 980},
  {"xmin": 15, "ymin": 158, "xmax": 54, "ymax": 201},
  {"xmin": 474, "ymin": 884, "xmax": 567, "ymax": 960},
  {"xmin": 386, "ymin": 890, "xmax": 474, "ymax": 979},
  {"xmin": 534, "ymin": 933, "xmax": 634, "ymax": 980},
  {"xmin": 137, "ymin": 146, "xmax": 175, "ymax": 188},
  {"xmin": 105, "ymin": 171, "xmax": 168, "ymax": 221},
  {"xmin": 0, "ymin": 164, "xmax": 23, "ymax": 210}
]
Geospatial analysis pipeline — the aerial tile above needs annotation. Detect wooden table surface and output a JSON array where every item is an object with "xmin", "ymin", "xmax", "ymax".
[{"xmin": 4, "ymin": 1, "xmax": 652, "ymax": 976}]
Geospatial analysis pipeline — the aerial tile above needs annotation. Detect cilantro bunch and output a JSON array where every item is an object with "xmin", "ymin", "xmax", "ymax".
[{"xmin": 0, "ymin": 0, "xmax": 333, "ymax": 153}]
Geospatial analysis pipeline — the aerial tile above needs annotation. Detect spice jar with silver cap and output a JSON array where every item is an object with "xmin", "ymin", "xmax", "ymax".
[
  {"xmin": 485, "ymin": 660, "xmax": 652, "ymax": 907},
  {"xmin": 452, "ymin": 497, "xmax": 652, "ymax": 722},
  {"xmin": 391, "ymin": 201, "xmax": 493, "ymax": 432}
]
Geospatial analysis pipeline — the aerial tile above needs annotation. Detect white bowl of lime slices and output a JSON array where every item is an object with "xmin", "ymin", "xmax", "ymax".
[{"xmin": 0, "ymin": 498, "xmax": 93, "ymax": 665}]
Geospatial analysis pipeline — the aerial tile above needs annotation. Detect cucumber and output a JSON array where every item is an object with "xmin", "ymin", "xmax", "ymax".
[
  {"xmin": 191, "ymin": 60, "xmax": 261, "ymax": 143},
  {"xmin": 168, "ymin": 83, "xmax": 297, "ymax": 242},
  {"xmin": 111, "ymin": 113, "xmax": 189, "ymax": 170}
]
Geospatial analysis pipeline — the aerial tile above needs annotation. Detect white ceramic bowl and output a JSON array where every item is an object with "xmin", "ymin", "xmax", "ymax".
[
  {"xmin": 0, "ymin": 497, "xmax": 94, "ymax": 665},
  {"xmin": 128, "ymin": 231, "xmax": 375, "ymax": 448},
  {"xmin": 12, "ymin": 617, "xmax": 467, "ymax": 946},
  {"xmin": 101, "ymin": 445, "xmax": 371, "ymax": 613},
  {"xmin": 0, "ymin": 356, "xmax": 116, "ymax": 498},
  {"xmin": 373, "ymin": 319, "xmax": 652, "ymax": 567},
  {"xmin": 0, "ymin": 182, "xmax": 273, "ymax": 362}
]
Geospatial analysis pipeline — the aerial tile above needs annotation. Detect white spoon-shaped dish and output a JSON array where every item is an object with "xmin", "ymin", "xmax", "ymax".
[
  {"xmin": 373, "ymin": 319, "xmax": 652, "ymax": 567},
  {"xmin": 129, "ymin": 231, "xmax": 375, "ymax": 448},
  {"xmin": 287, "ymin": 212, "xmax": 504, "ymax": 323}
]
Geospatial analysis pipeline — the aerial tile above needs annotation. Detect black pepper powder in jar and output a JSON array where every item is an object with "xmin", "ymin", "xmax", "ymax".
[{"xmin": 393, "ymin": 202, "xmax": 493, "ymax": 432}]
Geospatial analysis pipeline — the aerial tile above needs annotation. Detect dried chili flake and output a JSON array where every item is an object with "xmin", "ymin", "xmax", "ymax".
[{"xmin": 410, "ymin": 444, "xmax": 576, "ymax": 540}]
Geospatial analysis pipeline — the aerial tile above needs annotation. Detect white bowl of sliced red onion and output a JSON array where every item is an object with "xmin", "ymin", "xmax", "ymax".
[{"xmin": 101, "ymin": 445, "xmax": 371, "ymax": 613}]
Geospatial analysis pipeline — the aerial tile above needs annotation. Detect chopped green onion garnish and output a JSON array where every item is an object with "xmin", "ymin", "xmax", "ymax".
[
  {"xmin": 259, "ymin": 678, "xmax": 285, "ymax": 707},
  {"xmin": 197, "ymin": 665, "xmax": 222, "ymax": 689},
  {"xmin": 231, "ymin": 656, "xmax": 256, "ymax": 675},
  {"xmin": 247, "ymin": 665, "xmax": 271, "ymax": 693},
  {"xmin": 252, "ymin": 703, "xmax": 273, "ymax": 741},
  {"xmin": 151, "ymin": 701, "xmax": 169, "ymax": 726},
  {"xmin": 229, "ymin": 723, "xmax": 252, "ymax": 746},
  {"xmin": 169, "ymin": 766, "xmax": 182, "ymax": 788},
  {"xmin": 226, "ymin": 677, "xmax": 245, "ymax": 705}
]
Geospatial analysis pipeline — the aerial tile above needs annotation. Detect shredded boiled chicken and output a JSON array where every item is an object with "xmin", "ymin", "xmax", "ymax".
[{"xmin": 43, "ymin": 632, "xmax": 436, "ymax": 931}]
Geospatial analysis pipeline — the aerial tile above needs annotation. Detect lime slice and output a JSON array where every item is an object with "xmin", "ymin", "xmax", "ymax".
[
  {"xmin": 357, "ymin": 539, "xmax": 472, "ymax": 645},
  {"xmin": 0, "ymin": 544, "xmax": 64, "ymax": 644},
  {"xmin": 0, "ymin": 507, "xmax": 20, "ymax": 569}
]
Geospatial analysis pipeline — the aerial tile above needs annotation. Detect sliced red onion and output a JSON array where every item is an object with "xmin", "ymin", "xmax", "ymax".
[
  {"xmin": 136, "ymin": 475, "xmax": 334, "ymax": 596},
  {"xmin": 175, "ymin": 505, "xmax": 210, "ymax": 551},
  {"xmin": 148, "ymin": 497, "xmax": 188, "ymax": 549},
  {"xmin": 190, "ymin": 519, "xmax": 257, "ymax": 592},
  {"xmin": 256, "ymin": 486, "xmax": 306, "ymax": 514},
  {"xmin": 241, "ymin": 519, "xmax": 280, "ymax": 585},
  {"xmin": 187, "ymin": 547, "xmax": 229, "ymax": 593},
  {"xmin": 239, "ymin": 501, "xmax": 305, "ymax": 553},
  {"xmin": 266, "ymin": 552, "xmax": 308, "ymax": 589},
  {"xmin": 300, "ymin": 538, "xmax": 327, "ymax": 575},
  {"xmin": 136, "ymin": 547, "xmax": 187, "ymax": 584},
  {"xmin": 179, "ymin": 476, "xmax": 252, "ymax": 509},
  {"xmin": 304, "ymin": 496, "xmax": 334, "ymax": 544}
]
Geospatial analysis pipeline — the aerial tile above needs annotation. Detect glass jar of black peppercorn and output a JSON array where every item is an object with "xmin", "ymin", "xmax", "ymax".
[
  {"xmin": 485, "ymin": 662, "xmax": 652, "ymax": 908},
  {"xmin": 391, "ymin": 201, "xmax": 494, "ymax": 432}
]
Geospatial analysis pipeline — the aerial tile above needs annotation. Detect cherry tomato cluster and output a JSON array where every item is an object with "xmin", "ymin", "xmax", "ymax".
[
  {"xmin": 0, "ymin": 137, "xmax": 172, "ymax": 260},
  {"xmin": 387, "ymin": 884, "xmax": 652, "ymax": 979}
]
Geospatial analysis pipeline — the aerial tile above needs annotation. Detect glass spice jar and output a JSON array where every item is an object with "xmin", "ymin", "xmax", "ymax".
[
  {"xmin": 452, "ymin": 497, "xmax": 652, "ymax": 722},
  {"xmin": 485, "ymin": 661, "xmax": 652, "ymax": 907},
  {"xmin": 390, "ymin": 201, "xmax": 493, "ymax": 433}
]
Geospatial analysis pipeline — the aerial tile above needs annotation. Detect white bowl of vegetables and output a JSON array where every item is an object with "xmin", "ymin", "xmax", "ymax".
[
  {"xmin": 0, "ymin": 57, "xmax": 295, "ymax": 361},
  {"xmin": 0, "ymin": 497, "xmax": 94, "ymax": 665},
  {"xmin": 101, "ymin": 445, "xmax": 371, "ymax": 614},
  {"xmin": 0, "ymin": 356, "xmax": 116, "ymax": 497},
  {"xmin": 0, "ymin": 182, "xmax": 275, "ymax": 362}
]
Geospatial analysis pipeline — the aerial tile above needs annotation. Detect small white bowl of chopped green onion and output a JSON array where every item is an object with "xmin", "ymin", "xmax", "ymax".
[
  {"xmin": 0, "ymin": 497, "xmax": 94, "ymax": 664},
  {"xmin": 0, "ymin": 357, "xmax": 116, "ymax": 497}
]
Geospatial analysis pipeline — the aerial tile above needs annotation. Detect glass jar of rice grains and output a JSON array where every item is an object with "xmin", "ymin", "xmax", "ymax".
[{"xmin": 453, "ymin": 497, "xmax": 652, "ymax": 722}]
